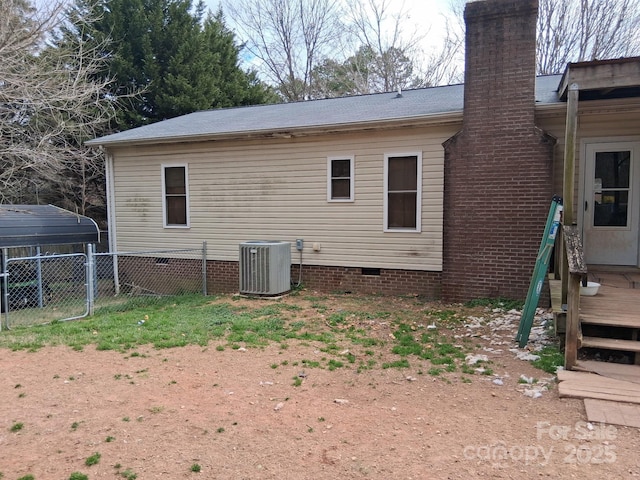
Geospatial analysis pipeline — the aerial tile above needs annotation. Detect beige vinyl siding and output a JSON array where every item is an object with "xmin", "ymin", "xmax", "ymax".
[
  {"xmin": 109, "ymin": 125, "xmax": 457, "ymax": 271},
  {"xmin": 537, "ymin": 98, "xmax": 640, "ymax": 219}
]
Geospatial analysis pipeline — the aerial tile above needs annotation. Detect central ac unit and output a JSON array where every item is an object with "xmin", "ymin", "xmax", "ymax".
[{"xmin": 239, "ymin": 241, "xmax": 291, "ymax": 295}]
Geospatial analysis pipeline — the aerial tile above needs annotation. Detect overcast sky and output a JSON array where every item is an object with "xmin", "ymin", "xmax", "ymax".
[{"xmin": 203, "ymin": 0, "xmax": 457, "ymax": 58}]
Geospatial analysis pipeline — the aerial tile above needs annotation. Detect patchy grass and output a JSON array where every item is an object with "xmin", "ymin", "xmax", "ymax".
[
  {"xmin": 531, "ymin": 344, "xmax": 565, "ymax": 374},
  {"xmin": 0, "ymin": 291, "xmax": 519, "ymax": 386},
  {"xmin": 464, "ymin": 297, "xmax": 524, "ymax": 311},
  {"xmin": 10, "ymin": 422, "xmax": 24, "ymax": 432},
  {"xmin": 85, "ymin": 452, "xmax": 101, "ymax": 466},
  {"xmin": 69, "ymin": 473, "xmax": 89, "ymax": 480}
]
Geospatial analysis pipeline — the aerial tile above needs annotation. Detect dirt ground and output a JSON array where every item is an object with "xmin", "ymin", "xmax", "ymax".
[{"xmin": 1, "ymin": 294, "xmax": 639, "ymax": 479}]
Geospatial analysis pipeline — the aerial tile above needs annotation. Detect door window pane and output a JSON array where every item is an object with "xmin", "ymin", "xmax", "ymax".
[
  {"xmin": 593, "ymin": 151, "xmax": 631, "ymax": 227},
  {"xmin": 595, "ymin": 151, "xmax": 630, "ymax": 188},
  {"xmin": 594, "ymin": 191, "xmax": 628, "ymax": 227}
]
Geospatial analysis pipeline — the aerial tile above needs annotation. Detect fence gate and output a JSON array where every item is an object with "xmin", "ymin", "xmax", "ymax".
[{"xmin": 2, "ymin": 253, "xmax": 89, "ymax": 328}]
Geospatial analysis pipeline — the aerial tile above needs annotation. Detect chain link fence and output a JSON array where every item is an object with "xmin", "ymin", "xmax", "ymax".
[{"xmin": 1, "ymin": 244, "xmax": 207, "ymax": 329}]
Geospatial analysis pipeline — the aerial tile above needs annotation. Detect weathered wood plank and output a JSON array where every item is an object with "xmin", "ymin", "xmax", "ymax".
[
  {"xmin": 565, "ymin": 274, "xmax": 581, "ymax": 370},
  {"xmin": 581, "ymin": 337, "xmax": 640, "ymax": 353},
  {"xmin": 575, "ymin": 360, "xmax": 640, "ymax": 385},
  {"xmin": 563, "ymin": 225, "xmax": 587, "ymax": 275},
  {"xmin": 580, "ymin": 314, "xmax": 640, "ymax": 328},
  {"xmin": 557, "ymin": 370, "xmax": 640, "ymax": 404},
  {"xmin": 584, "ymin": 399, "xmax": 640, "ymax": 428}
]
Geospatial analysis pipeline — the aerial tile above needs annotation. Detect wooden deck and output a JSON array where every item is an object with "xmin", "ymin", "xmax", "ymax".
[
  {"xmin": 554, "ymin": 269, "xmax": 640, "ymax": 427},
  {"xmin": 580, "ymin": 284, "xmax": 640, "ymax": 328}
]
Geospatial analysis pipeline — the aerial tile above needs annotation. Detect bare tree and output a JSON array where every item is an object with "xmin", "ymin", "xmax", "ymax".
[
  {"xmin": 536, "ymin": 0, "xmax": 640, "ymax": 74},
  {"xmin": 343, "ymin": 0, "xmax": 424, "ymax": 92},
  {"xmin": 0, "ymin": 0, "xmax": 115, "ymax": 219},
  {"xmin": 223, "ymin": 0, "xmax": 345, "ymax": 101}
]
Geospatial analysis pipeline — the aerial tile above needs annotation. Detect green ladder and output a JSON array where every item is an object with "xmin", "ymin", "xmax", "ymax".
[{"xmin": 516, "ymin": 196, "xmax": 563, "ymax": 348}]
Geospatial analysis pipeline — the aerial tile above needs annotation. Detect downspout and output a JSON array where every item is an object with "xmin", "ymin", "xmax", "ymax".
[{"xmin": 105, "ymin": 150, "xmax": 120, "ymax": 295}]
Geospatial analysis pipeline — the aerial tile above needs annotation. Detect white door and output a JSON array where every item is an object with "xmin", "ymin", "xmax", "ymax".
[{"xmin": 583, "ymin": 142, "xmax": 640, "ymax": 265}]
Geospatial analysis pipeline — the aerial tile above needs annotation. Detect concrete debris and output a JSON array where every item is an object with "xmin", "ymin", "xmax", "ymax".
[
  {"xmin": 510, "ymin": 350, "xmax": 541, "ymax": 362},
  {"xmin": 465, "ymin": 354, "xmax": 489, "ymax": 365},
  {"xmin": 523, "ymin": 386, "xmax": 546, "ymax": 399},
  {"xmin": 519, "ymin": 375, "xmax": 535, "ymax": 384}
]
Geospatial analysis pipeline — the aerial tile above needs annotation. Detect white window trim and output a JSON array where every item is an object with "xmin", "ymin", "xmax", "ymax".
[
  {"xmin": 161, "ymin": 163, "xmax": 191, "ymax": 228},
  {"xmin": 383, "ymin": 152, "xmax": 422, "ymax": 233},
  {"xmin": 327, "ymin": 155, "xmax": 355, "ymax": 202}
]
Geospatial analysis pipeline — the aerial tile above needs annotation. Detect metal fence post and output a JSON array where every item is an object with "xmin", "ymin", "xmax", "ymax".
[
  {"xmin": 202, "ymin": 241, "xmax": 208, "ymax": 296},
  {"xmin": 87, "ymin": 244, "xmax": 95, "ymax": 316},
  {"xmin": 36, "ymin": 246, "xmax": 44, "ymax": 308},
  {"xmin": 0, "ymin": 248, "xmax": 9, "ymax": 332},
  {"xmin": 113, "ymin": 253, "xmax": 120, "ymax": 296}
]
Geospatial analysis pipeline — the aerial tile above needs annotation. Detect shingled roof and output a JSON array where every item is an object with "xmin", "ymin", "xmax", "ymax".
[{"xmin": 88, "ymin": 75, "xmax": 563, "ymax": 147}]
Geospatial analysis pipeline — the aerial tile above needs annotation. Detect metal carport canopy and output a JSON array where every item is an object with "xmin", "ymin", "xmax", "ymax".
[{"xmin": 0, "ymin": 205, "xmax": 99, "ymax": 248}]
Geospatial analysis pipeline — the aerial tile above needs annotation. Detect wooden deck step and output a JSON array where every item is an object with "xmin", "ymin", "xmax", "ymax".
[
  {"xmin": 575, "ymin": 360, "xmax": 640, "ymax": 384},
  {"xmin": 582, "ymin": 336, "xmax": 640, "ymax": 353},
  {"xmin": 557, "ymin": 370, "xmax": 640, "ymax": 404},
  {"xmin": 580, "ymin": 313, "xmax": 640, "ymax": 328}
]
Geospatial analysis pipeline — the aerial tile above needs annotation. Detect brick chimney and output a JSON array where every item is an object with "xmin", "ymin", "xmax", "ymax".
[{"xmin": 442, "ymin": 0, "xmax": 555, "ymax": 302}]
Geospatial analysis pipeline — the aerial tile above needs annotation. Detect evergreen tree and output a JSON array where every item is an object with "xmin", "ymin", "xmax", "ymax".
[{"xmin": 67, "ymin": 0, "xmax": 277, "ymax": 130}]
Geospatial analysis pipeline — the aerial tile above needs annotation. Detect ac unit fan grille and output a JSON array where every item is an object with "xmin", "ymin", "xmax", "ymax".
[{"xmin": 239, "ymin": 241, "xmax": 291, "ymax": 295}]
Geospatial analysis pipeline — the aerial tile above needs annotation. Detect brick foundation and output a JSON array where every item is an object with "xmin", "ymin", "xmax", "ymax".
[
  {"xmin": 117, "ymin": 257, "xmax": 441, "ymax": 298},
  {"xmin": 206, "ymin": 260, "xmax": 441, "ymax": 297},
  {"xmin": 291, "ymin": 264, "xmax": 441, "ymax": 298}
]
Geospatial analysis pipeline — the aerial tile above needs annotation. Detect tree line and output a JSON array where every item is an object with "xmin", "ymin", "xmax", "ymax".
[{"xmin": 1, "ymin": 0, "xmax": 639, "ymax": 225}]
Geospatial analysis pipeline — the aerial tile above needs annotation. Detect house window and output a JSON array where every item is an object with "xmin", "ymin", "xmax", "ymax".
[
  {"xmin": 384, "ymin": 153, "xmax": 422, "ymax": 232},
  {"xmin": 327, "ymin": 156, "xmax": 354, "ymax": 202},
  {"xmin": 162, "ymin": 164, "xmax": 189, "ymax": 227}
]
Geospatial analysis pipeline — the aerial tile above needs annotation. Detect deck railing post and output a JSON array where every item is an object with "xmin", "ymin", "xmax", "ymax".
[
  {"xmin": 562, "ymin": 225, "xmax": 587, "ymax": 370},
  {"xmin": 565, "ymin": 274, "xmax": 580, "ymax": 370}
]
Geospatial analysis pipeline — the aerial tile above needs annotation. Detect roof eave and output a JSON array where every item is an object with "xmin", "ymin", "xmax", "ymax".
[{"xmin": 86, "ymin": 111, "xmax": 464, "ymax": 148}]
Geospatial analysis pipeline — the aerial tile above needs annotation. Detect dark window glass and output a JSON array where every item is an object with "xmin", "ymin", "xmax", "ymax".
[
  {"xmin": 330, "ymin": 159, "xmax": 351, "ymax": 199},
  {"xmin": 331, "ymin": 179, "xmax": 350, "ymax": 199},
  {"xmin": 164, "ymin": 166, "xmax": 187, "ymax": 225},
  {"xmin": 165, "ymin": 167, "xmax": 186, "ymax": 194},
  {"xmin": 387, "ymin": 156, "xmax": 418, "ymax": 229},
  {"xmin": 593, "ymin": 151, "xmax": 630, "ymax": 227},
  {"xmin": 388, "ymin": 156, "xmax": 417, "ymax": 191}
]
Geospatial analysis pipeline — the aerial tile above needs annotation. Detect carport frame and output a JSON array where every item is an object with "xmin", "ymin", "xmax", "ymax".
[{"xmin": 0, "ymin": 205, "xmax": 100, "ymax": 328}]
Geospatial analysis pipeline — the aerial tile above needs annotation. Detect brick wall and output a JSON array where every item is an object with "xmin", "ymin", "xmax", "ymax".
[
  {"xmin": 291, "ymin": 264, "xmax": 441, "ymax": 298},
  {"xmin": 442, "ymin": 0, "xmax": 555, "ymax": 303},
  {"xmin": 206, "ymin": 260, "xmax": 441, "ymax": 297},
  {"xmin": 117, "ymin": 257, "xmax": 441, "ymax": 297}
]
